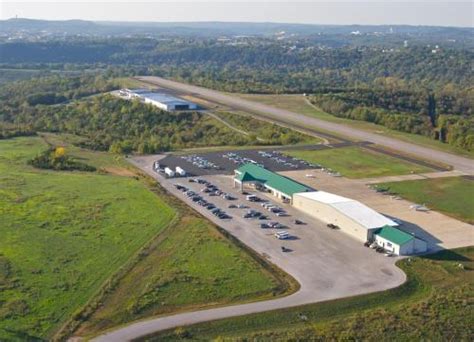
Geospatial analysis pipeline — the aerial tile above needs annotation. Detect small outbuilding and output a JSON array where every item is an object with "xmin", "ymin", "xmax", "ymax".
[{"xmin": 374, "ymin": 226, "xmax": 427, "ymax": 255}]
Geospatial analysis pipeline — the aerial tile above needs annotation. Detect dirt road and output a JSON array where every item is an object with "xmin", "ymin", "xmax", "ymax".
[{"xmin": 137, "ymin": 76, "xmax": 474, "ymax": 174}]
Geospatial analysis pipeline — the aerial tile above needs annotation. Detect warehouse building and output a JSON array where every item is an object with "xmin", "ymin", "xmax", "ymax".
[
  {"xmin": 234, "ymin": 163, "xmax": 311, "ymax": 203},
  {"xmin": 122, "ymin": 89, "xmax": 198, "ymax": 111},
  {"xmin": 293, "ymin": 191, "xmax": 399, "ymax": 242}
]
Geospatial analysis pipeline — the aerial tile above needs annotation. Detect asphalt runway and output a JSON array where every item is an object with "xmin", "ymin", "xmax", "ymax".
[{"xmin": 136, "ymin": 76, "xmax": 474, "ymax": 174}]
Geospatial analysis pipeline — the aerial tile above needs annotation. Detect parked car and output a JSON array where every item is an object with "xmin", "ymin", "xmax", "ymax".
[
  {"xmin": 276, "ymin": 212, "xmax": 288, "ymax": 217},
  {"xmin": 260, "ymin": 223, "xmax": 270, "ymax": 228},
  {"xmin": 275, "ymin": 231, "xmax": 290, "ymax": 240},
  {"xmin": 294, "ymin": 219, "xmax": 304, "ymax": 225},
  {"xmin": 228, "ymin": 204, "xmax": 237, "ymax": 209},
  {"xmin": 327, "ymin": 223, "xmax": 339, "ymax": 229}
]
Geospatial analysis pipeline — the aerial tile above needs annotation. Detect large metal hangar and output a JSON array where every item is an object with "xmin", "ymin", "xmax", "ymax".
[
  {"xmin": 293, "ymin": 191, "xmax": 398, "ymax": 242},
  {"xmin": 121, "ymin": 88, "xmax": 198, "ymax": 111}
]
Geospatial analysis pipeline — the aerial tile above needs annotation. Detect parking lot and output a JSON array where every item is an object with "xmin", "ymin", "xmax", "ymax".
[
  {"xmin": 158, "ymin": 148, "xmax": 322, "ymax": 176},
  {"xmin": 132, "ymin": 155, "xmax": 406, "ymax": 304}
]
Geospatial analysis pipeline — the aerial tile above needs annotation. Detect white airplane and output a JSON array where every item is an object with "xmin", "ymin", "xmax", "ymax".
[{"xmin": 410, "ymin": 204, "xmax": 430, "ymax": 212}]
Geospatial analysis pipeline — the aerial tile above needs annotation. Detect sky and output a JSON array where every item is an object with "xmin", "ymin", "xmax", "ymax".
[{"xmin": 1, "ymin": 1, "xmax": 473, "ymax": 27}]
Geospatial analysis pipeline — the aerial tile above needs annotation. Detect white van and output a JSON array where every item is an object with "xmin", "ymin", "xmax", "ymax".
[{"xmin": 275, "ymin": 231, "xmax": 289, "ymax": 240}]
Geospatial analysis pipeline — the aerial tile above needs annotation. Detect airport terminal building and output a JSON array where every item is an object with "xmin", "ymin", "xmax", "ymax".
[{"xmin": 234, "ymin": 163, "xmax": 312, "ymax": 203}]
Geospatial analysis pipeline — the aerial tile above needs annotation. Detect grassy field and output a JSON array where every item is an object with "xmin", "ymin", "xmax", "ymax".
[
  {"xmin": 0, "ymin": 137, "xmax": 176, "ymax": 340},
  {"xmin": 0, "ymin": 136, "xmax": 288, "ymax": 340},
  {"xmin": 141, "ymin": 247, "xmax": 474, "ymax": 341},
  {"xmin": 285, "ymin": 146, "xmax": 433, "ymax": 178},
  {"xmin": 211, "ymin": 111, "xmax": 321, "ymax": 145},
  {"xmin": 237, "ymin": 94, "xmax": 474, "ymax": 159},
  {"xmin": 378, "ymin": 177, "xmax": 474, "ymax": 224},
  {"xmin": 77, "ymin": 213, "xmax": 290, "ymax": 338}
]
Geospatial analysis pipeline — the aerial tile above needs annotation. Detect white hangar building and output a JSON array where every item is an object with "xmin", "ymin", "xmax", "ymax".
[
  {"xmin": 142, "ymin": 93, "xmax": 198, "ymax": 111},
  {"xmin": 293, "ymin": 191, "xmax": 399, "ymax": 242},
  {"xmin": 122, "ymin": 89, "xmax": 198, "ymax": 111}
]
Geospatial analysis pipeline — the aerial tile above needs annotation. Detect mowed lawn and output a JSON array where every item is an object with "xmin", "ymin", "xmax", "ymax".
[
  {"xmin": 0, "ymin": 137, "xmax": 176, "ymax": 340},
  {"xmin": 285, "ymin": 146, "xmax": 433, "ymax": 178},
  {"xmin": 379, "ymin": 177, "xmax": 474, "ymax": 224},
  {"xmin": 144, "ymin": 247, "xmax": 474, "ymax": 341}
]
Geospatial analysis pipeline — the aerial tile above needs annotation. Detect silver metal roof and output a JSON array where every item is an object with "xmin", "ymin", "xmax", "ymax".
[
  {"xmin": 294, "ymin": 191, "xmax": 398, "ymax": 230},
  {"xmin": 129, "ymin": 89, "xmax": 195, "ymax": 106}
]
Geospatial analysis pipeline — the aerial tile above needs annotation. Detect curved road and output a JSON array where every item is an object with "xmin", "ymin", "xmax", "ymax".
[{"xmin": 137, "ymin": 76, "xmax": 474, "ymax": 174}]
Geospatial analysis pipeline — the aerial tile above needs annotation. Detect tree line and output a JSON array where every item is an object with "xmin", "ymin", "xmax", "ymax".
[
  {"xmin": 310, "ymin": 82, "xmax": 473, "ymax": 151},
  {"xmin": 0, "ymin": 75, "xmax": 312, "ymax": 153}
]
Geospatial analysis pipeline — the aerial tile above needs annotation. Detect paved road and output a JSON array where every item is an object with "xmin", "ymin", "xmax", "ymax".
[
  {"xmin": 137, "ymin": 76, "xmax": 474, "ymax": 175},
  {"xmin": 91, "ymin": 156, "xmax": 406, "ymax": 342}
]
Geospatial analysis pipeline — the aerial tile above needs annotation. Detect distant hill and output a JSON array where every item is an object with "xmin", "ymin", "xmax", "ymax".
[{"xmin": 1, "ymin": 18, "xmax": 473, "ymax": 39}]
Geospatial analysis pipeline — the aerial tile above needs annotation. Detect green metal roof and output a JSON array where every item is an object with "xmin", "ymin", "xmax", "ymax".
[
  {"xmin": 235, "ymin": 163, "xmax": 310, "ymax": 197},
  {"xmin": 235, "ymin": 171, "xmax": 258, "ymax": 182},
  {"xmin": 375, "ymin": 226, "xmax": 414, "ymax": 246}
]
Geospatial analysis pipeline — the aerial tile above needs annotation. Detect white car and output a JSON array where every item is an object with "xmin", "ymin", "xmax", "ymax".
[{"xmin": 275, "ymin": 231, "xmax": 290, "ymax": 240}]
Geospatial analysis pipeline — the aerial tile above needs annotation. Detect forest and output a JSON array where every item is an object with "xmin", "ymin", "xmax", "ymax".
[
  {"xmin": 0, "ymin": 75, "xmax": 311, "ymax": 152},
  {"xmin": 1, "ymin": 40, "xmax": 472, "ymax": 90},
  {"xmin": 0, "ymin": 35, "xmax": 472, "ymax": 152},
  {"xmin": 310, "ymin": 81, "xmax": 474, "ymax": 151}
]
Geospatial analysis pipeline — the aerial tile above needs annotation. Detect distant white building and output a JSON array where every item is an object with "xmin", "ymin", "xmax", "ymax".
[{"xmin": 122, "ymin": 89, "xmax": 198, "ymax": 111}]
